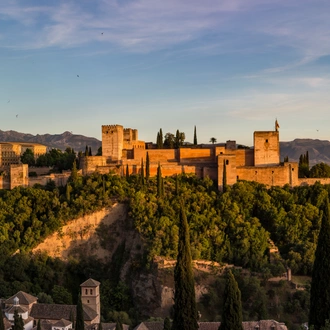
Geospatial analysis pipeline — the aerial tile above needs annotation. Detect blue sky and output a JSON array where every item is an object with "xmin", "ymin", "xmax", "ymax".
[{"xmin": 1, "ymin": 0, "xmax": 330, "ymax": 146}]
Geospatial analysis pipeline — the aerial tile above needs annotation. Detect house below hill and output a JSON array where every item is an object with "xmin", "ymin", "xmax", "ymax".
[{"xmin": 1, "ymin": 279, "xmax": 101, "ymax": 330}]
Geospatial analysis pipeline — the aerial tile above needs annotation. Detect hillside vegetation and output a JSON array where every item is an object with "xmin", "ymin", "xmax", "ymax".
[{"xmin": 0, "ymin": 172, "xmax": 328, "ymax": 328}]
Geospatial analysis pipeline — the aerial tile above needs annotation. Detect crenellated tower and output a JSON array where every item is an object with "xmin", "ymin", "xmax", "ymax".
[{"xmin": 102, "ymin": 125, "xmax": 124, "ymax": 161}]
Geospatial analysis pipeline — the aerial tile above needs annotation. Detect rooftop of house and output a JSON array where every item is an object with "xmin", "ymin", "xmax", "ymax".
[
  {"xmin": 80, "ymin": 278, "xmax": 101, "ymax": 288},
  {"xmin": 133, "ymin": 320, "xmax": 288, "ymax": 330},
  {"xmin": 5, "ymin": 291, "xmax": 38, "ymax": 306},
  {"xmin": 30, "ymin": 303, "xmax": 97, "ymax": 322}
]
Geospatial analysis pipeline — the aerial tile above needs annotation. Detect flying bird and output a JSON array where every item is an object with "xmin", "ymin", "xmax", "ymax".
[
  {"xmin": 16, "ymin": 114, "xmax": 18, "ymax": 118},
  {"xmin": 7, "ymin": 100, "xmax": 10, "ymax": 103},
  {"xmin": 77, "ymin": 75, "xmax": 79, "ymax": 77}
]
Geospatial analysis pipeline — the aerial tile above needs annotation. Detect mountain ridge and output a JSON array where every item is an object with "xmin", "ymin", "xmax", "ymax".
[{"xmin": 1, "ymin": 130, "xmax": 330, "ymax": 165}]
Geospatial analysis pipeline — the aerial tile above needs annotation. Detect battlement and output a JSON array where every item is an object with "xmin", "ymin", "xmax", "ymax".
[{"xmin": 102, "ymin": 125, "xmax": 123, "ymax": 132}]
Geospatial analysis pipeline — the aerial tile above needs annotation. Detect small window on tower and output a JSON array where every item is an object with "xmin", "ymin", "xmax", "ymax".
[
  {"xmin": 90, "ymin": 289, "xmax": 93, "ymax": 295},
  {"xmin": 226, "ymin": 160, "xmax": 229, "ymax": 165},
  {"xmin": 87, "ymin": 300, "xmax": 89, "ymax": 304},
  {"xmin": 85, "ymin": 289, "xmax": 88, "ymax": 295},
  {"xmin": 266, "ymin": 139, "xmax": 268, "ymax": 143}
]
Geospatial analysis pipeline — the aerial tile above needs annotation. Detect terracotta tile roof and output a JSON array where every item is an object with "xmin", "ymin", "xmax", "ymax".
[
  {"xmin": 5, "ymin": 291, "xmax": 38, "ymax": 305},
  {"xmin": 82, "ymin": 305, "xmax": 98, "ymax": 321},
  {"xmin": 5, "ymin": 305, "xmax": 28, "ymax": 314},
  {"xmin": 30, "ymin": 304, "xmax": 76, "ymax": 321},
  {"xmin": 30, "ymin": 303, "xmax": 98, "ymax": 322},
  {"xmin": 86, "ymin": 323, "xmax": 129, "ymax": 330},
  {"xmin": 39, "ymin": 319, "xmax": 54, "ymax": 330},
  {"xmin": 242, "ymin": 320, "xmax": 288, "ymax": 330},
  {"xmin": 198, "ymin": 322, "xmax": 220, "ymax": 330},
  {"xmin": 133, "ymin": 322, "xmax": 164, "ymax": 330},
  {"xmin": 80, "ymin": 279, "xmax": 101, "ymax": 287},
  {"xmin": 133, "ymin": 320, "xmax": 288, "ymax": 330},
  {"xmin": 53, "ymin": 319, "xmax": 72, "ymax": 328}
]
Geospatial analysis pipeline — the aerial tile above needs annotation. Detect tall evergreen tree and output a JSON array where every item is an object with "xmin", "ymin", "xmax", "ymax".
[
  {"xmin": 37, "ymin": 319, "xmax": 41, "ymax": 330},
  {"xmin": 88, "ymin": 147, "xmax": 92, "ymax": 156},
  {"xmin": 115, "ymin": 321, "xmax": 123, "ymax": 330},
  {"xmin": 141, "ymin": 158, "xmax": 145, "ymax": 186},
  {"xmin": 159, "ymin": 129, "xmax": 164, "ymax": 148},
  {"xmin": 163, "ymin": 317, "xmax": 171, "ymax": 330},
  {"xmin": 126, "ymin": 164, "xmax": 129, "ymax": 180},
  {"xmin": 223, "ymin": 160, "xmax": 227, "ymax": 193},
  {"xmin": 13, "ymin": 310, "xmax": 24, "ymax": 330},
  {"xmin": 66, "ymin": 183, "xmax": 71, "ymax": 202},
  {"xmin": 76, "ymin": 294, "xmax": 85, "ymax": 330},
  {"xmin": 146, "ymin": 152, "xmax": 150, "ymax": 182},
  {"xmin": 70, "ymin": 160, "xmax": 78, "ymax": 183},
  {"xmin": 0, "ymin": 310, "xmax": 5, "ymax": 330},
  {"xmin": 309, "ymin": 197, "xmax": 330, "ymax": 329},
  {"xmin": 157, "ymin": 163, "xmax": 162, "ymax": 198},
  {"xmin": 85, "ymin": 145, "xmax": 89, "ymax": 156},
  {"xmin": 175, "ymin": 174, "xmax": 179, "ymax": 196},
  {"xmin": 175, "ymin": 129, "xmax": 180, "ymax": 149},
  {"xmin": 219, "ymin": 269, "xmax": 243, "ymax": 330},
  {"xmin": 157, "ymin": 132, "xmax": 161, "ymax": 149},
  {"xmin": 172, "ymin": 205, "xmax": 199, "ymax": 330},
  {"xmin": 193, "ymin": 126, "xmax": 197, "ymax": 145}
]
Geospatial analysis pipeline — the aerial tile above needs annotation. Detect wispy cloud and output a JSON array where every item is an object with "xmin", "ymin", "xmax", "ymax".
[{"xmin": 1, "ymin": 0, "xmax": 330, "ymax": 70}]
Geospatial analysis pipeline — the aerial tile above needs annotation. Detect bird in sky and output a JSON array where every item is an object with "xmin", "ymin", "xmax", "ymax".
[
  {"xmin": 77, "ymin": 75, "xmax": 79, "ymax": 77},
  {"xmin": 7, "ymin": 100, "xmax": 10, "ymax": 103},
  {"xmin": 16, "ymin": 114, "xmax": 18, "ymax": 118}
]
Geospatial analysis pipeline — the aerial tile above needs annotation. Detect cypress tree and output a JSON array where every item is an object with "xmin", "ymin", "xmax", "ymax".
[
  {"xmin": 219, "ymin": 269, "xmax": 243, "ymax": 330},
  {"xmin": 37, "ymin": 319, "xmax": 41, "ymax": 330},
  {"xmin": 141, "ymin": 158, "xmax": 145, "ymax": 186},
  {"xmin": 172, "ymin": 205, "xmax": 199, "ymax": 330},
  {"xmin": 88, "ymin": 147, "xmax": 92, "ymax": 156},
  {"xmin": 76, "ymin": 294, "xmax": 85, "ymax": 330},
  {"xmin": 175, "ymin": 129, "xmax": 180, "ymax": 149},
  {"xmin": 157, "ymin": 163, "xmax": 162, "ymax": 198},
  {"xmin": 0, "ymin": 310, "xmax": 5, "ymax": 330},
  {"xmin": 163, "ymin": 317, "xmax": 171, "ymax": 330},
  {"xmin": 223, "ymin": 160, "xmax": 227, "ymax": 193},
  {"xmin": 193, "ymin": 126, "xmax": 197, "ymax": 145},
  {"xmin": 115, "ymin": 321, "xmax": 123, "ymax": 330},
  {"xmin": 13, "ymin": 310, "xmax": 24, "ymax": 330},
  {"xmin": 85, "ymin": 145, "xmax": 89, "ymax": 156},
  {"xmin": 160, "ymin": 129, "xmax": 164, "ymax": 148},
  {"xmin": 157, "ymin": 132, "xmax": 160, "ymax": 148},
  {"xmin": 66, "ymin": 183, "xmax": 71, "ymax": 203},
  {"xmin": 70, "ymin": 308, "xmax": 75, "ymax": 329},
  {"xmin": 71, "ymin": 160, "xmax": 78, "ymax": 183},
  {"xmin": 146, "ymin": 152, "xmax": 150, "ymax": 182},
  {"xmin": 309, "ymin": 197, "xmax": 330, "ymax": 329},
  {"xmin": 126, "ymin": 164, "xmax": 129, "ymax": 180},
  {"xmin": 175, "ymin": 174, "xmax": 179, "ymax": 196}
]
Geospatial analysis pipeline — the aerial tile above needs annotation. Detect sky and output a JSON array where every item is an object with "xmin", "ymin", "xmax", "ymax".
[{"xmin": 1, "ymin": 0, "xmax": 330, "ymax": 146}]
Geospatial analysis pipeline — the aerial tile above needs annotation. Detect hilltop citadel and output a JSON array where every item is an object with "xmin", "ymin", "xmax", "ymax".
[
  {"xmin": 1, "ymin": 123, "xmax": 330, "ymax": 189},
  {"xmin": 81, "ymin": 122, "xmax": 329, "ymax": 189}
]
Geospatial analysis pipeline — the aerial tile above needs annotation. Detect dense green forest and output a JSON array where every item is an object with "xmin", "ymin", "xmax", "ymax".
[{"xmin": 0, "ymin": 172, "xmax": 328, "ymax": 328}]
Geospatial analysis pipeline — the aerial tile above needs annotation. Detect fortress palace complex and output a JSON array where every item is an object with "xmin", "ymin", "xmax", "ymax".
[{"xmin": 80, "ymin": 123, "xmax": 317, "ymax": 190}]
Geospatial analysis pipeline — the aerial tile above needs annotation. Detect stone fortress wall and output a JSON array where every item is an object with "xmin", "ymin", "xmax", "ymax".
[
  {"xmin": 80, "ymin": 123, "xmax": 330, "ymax": 190},
  {"xmin": 0, "ymin": 142, "xmax": 48, "ymax": 189}
]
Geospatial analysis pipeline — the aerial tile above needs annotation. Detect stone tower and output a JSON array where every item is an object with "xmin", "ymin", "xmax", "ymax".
[
  {"xmin": 102, "ymin": 125, "xmax": 124, "ymax": 161},
  {"xmin": 253, "ymin": 131, "xmax": 280, "ymax": 166},
  {"xmin": 80, "ymin": 278, "xmax": 101, "ymax": 323}
]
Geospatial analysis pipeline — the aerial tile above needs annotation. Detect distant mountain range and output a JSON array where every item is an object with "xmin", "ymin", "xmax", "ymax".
[
  {"xmin": 0, "ymin": 130, "xmax": 101, "ymax": 155},
  {"xmin": 280, "ymin": 139, "xmax": 330, "ymax": 166},
  {"xmin": 1, "ymin": 130, "xmax": 330, "ymax": 165}
]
